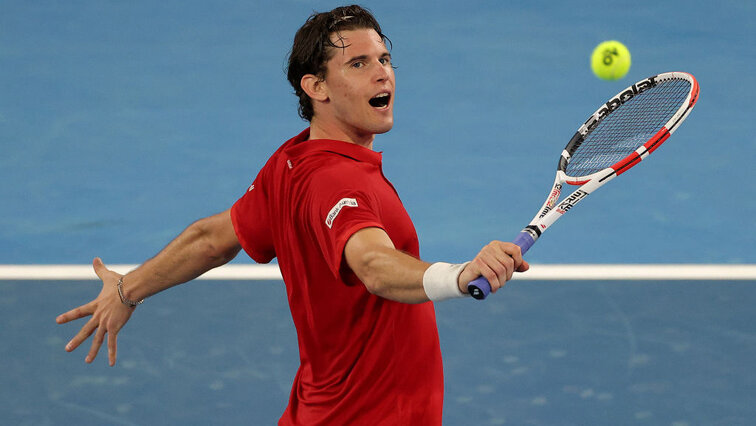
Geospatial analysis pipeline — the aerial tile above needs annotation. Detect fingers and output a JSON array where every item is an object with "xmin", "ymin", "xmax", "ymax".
[
  {"xmin": 92, "ymin": 257, "xmax": 111, "ymax": 281},
  {"xmin": 476, "ymin": 247, "xmax": 513, "ymax": 289},
  {"xmin": 86, "ymin": 326, "xmax": 106, "ymax": 363},
  {"xmin": 470, "ymin": 242, "xmax": 525, "ymax": 293},
  {"xmin": 108, "ymin": 331, "xmax": 118, "ymax": 367},
  {"xmin": 58, "ymin": 257, "xmax": 127, "ymax": 366},
  {"xmin": 65, "ymin": 318, "xmax": 98, "ymax": 352},
  {"xmin": 65, "ymin": 317, "xmax": 121, "ymax": 366},
  {"xmin": 56, "ymin": 303, "xmax": 94, "ymax": 324},
  {"xmin": 57, "ymin": 257, "xmax": 112, "ymax": 325}
]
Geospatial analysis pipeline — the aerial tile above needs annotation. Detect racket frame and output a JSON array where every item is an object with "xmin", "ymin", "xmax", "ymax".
[{"xmin": 469, "ymin": 72, "xmax": 699, "ymax": 300}]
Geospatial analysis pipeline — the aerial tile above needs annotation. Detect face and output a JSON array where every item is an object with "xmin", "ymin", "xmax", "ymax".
[{"xmin": 316, "ymin": 28, "xmax": 395, "ymax": 143}]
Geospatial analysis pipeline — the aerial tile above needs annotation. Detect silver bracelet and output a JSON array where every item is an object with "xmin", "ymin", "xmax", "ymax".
[{"xmin": 117, "ymin": 276, "xmax": 144, "ymax": 307}]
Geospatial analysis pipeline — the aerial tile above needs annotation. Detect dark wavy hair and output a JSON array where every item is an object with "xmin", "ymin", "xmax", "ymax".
[{"xmin": 286, "ymin": 5, "xmax": 390, "ymax": 121}]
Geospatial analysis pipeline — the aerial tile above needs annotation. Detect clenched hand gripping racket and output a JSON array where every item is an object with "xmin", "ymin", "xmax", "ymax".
[{"xmin": 468, "ymin": 72, "xmax": 700, "ymax": 300}]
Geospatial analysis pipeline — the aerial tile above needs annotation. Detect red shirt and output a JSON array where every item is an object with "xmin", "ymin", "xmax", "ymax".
[{"xmin": 231, "ymin": 129, "xmax": 443, "ymax": 425}]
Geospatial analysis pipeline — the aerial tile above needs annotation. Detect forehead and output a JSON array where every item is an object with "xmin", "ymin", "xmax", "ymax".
[{"xmin": 327, "ymin": 28, "xmax": 388, "ymax": 58}]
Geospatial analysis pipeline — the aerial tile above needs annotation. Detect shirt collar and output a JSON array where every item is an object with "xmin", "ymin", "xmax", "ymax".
[{"xmin": 284, "ymin": 128, "xmax": 383, "ymax": 166}]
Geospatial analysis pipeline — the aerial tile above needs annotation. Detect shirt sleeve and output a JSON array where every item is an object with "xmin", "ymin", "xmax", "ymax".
[
  {"xmin": 230, "ymin": 169, "xmax": 276, "ymax": 264},
  {"xmin": 306, "ymin": 173, "xmax": 385, "ymax": 280}
]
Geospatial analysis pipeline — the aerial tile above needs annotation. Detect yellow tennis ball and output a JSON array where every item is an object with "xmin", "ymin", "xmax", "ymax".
[{"xmin": 591, "ymin": 40, "xmax": 631, "ymax": 80}]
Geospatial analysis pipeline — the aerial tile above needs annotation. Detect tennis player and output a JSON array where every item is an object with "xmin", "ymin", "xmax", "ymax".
[{"xmin": 57, "ymin": 5, "xmax": 528, "ymax": 424}]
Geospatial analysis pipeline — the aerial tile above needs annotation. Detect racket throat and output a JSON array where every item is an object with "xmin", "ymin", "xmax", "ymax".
[{"xmin": 523, "ymin": 224, "xmax": 542, "ymax": 239}]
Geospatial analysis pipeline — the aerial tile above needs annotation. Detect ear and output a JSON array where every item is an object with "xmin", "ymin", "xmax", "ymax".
[{"xmin": 301, "ymin": 74, "xmax": 328, "ymax": 103}]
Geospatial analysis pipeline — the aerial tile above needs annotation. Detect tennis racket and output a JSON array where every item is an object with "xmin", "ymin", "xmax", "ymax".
[{"xmin": 468, "ymin": 71, "xmax": 700, "ymax": 300}]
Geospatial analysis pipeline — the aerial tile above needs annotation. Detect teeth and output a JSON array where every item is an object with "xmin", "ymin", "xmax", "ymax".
[{"xmin": 374, "ymin": 93, "xmax": 389, "ymax": 98}]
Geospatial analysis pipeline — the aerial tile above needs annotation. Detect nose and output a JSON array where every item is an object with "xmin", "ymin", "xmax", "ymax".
[{"xmin": 374, "ymin": 60, "xmax": 390, "ymax": 82}]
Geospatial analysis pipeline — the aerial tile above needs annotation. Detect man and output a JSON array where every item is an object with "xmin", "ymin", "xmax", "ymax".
[{"xmin": 57, "ymin": 5, "xmax": 528, "ymax": 425}]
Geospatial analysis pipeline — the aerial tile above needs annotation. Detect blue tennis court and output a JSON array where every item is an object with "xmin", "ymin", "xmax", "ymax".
[
  {"xmin": 2, "ymin": 0, "xmax": 755, "ymax": 424},
  {"xmin": 6, "ymin": 279, "xmax": 756, "ymax": 424}
]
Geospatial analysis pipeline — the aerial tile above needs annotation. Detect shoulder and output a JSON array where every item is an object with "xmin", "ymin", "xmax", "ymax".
[
  {"xmin": 304, "ymin": 154, "xmax": 375, "ymax": 192},
  {"xmin": 254, "ymin": 133, "xmax": 309, "ymax": 183}
]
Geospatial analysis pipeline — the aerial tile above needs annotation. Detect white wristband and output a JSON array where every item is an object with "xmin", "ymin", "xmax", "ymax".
[{"xmin": 423, "ymin": 262, "xmax": 471, "ymax": 302}]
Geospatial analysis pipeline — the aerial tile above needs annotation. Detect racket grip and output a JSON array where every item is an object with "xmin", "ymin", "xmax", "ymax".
[
  {"xmin": 467, "ymin": 231, "xmax": 536, "ymax": 300},
  {"xmin": 512, "ymin": 230, "xmax": 536, "ymax": 256}
]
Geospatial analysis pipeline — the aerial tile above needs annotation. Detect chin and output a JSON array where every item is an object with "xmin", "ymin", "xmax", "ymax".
[
  {"xmin": 373, "ymin": 121, "xmax": 393, "ymax": 135},
  {"xmin": 370, "ymin": 114, "xmax": 394, "ymax": 135}
]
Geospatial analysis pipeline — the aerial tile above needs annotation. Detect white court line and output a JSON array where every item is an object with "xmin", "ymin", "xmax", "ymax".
[{"xmin": 0, "ymin": 264, "xmax": 755, "ymax": 281}]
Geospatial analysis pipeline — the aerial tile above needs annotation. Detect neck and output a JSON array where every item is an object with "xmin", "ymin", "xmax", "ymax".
[{"xmin": 308, "ymin": 118, "xmax": 375, "ymax": 150}]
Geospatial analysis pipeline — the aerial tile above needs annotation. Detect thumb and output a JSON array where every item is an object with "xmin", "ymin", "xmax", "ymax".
[{"xmin": 92, "ymin": 257, "xmax": 111, "ymax": 280}]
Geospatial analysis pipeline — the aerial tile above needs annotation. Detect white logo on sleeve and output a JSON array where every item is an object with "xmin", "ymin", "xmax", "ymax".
[{"xmin": 325, "ymin": 198, "xmax": 358, "ymax": 229}]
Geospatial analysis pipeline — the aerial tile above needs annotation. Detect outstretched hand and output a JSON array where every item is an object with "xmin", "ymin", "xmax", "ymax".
[{"xmin": 56, "ymin": 258, "xmax": 135, "ymax": 366}]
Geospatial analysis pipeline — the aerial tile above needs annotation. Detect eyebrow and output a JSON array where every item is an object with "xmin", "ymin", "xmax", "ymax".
[{"xmin": 344, "ymin": 52, "xmax": 392, "ymax": 65}]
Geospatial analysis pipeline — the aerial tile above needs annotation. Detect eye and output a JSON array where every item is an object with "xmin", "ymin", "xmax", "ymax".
[
  {"xmin": 352, "ymin": 61, "xmax": 365, "ymax": 69},
  {"xmin": 379, "ymin": 57, "xmax": 391, "ymax": 66}
]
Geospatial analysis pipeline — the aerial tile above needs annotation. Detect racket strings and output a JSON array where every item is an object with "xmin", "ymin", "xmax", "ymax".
[{"xmin": 566, "ymin": 78, "xmax": 691, "ymax": 178}]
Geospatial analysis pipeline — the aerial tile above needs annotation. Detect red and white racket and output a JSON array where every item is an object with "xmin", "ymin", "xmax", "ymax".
[{"xmin": 469, "ymin": 72, "xmax": 700, "ymax": 300}]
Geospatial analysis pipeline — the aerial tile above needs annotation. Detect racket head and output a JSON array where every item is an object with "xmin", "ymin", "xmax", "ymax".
[
  {"xmin": 559, "ymin": 72, "xmax": 699, "ymax": 185},
  {"xmin": 470, "ymin": 72, "xmax": 700, "ymax": 301}
]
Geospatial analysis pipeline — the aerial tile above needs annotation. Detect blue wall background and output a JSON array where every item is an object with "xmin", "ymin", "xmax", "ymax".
[
  {"xmin": 2, "ymin": 2, "xmax": 755, "ymax": 425},
  {"xmin": 2, "ymin": 0, "xmax": 754, "ymax": 266}
]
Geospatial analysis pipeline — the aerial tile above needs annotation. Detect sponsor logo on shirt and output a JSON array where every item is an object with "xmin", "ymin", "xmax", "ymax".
[{"xmin": 326, "ymin": 198, "xmax": 358, "ymax": 229}]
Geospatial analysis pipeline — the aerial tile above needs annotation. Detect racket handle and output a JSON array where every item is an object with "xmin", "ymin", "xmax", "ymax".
[
  {"xmin": 512, "ymin": 230, "xmax": 536, "ymax": 256},
  {"xmin": 467, "ymin": 231, "xmax": 536, "ymax": 300}
]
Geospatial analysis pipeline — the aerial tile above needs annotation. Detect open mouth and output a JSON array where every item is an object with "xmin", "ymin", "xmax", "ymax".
[{"xmin": 369, "ymin": 93, "xmax": 391, "ymax": 108}]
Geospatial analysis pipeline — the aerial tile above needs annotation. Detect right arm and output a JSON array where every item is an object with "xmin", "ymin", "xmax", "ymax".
[
  {"xmin": 344, "ymin": 227, "xmax": 529, "ymax": 303},
  {"xmin": 56, "ymin": 209, "xmax": 241, "ymax": 366}
]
